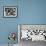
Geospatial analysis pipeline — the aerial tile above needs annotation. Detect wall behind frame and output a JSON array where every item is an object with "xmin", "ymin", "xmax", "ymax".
[{"xmin": 0, "ymin": 0, "xmax": 46, "ymax": 44}]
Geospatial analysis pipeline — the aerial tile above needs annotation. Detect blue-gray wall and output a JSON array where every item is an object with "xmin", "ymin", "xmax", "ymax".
[{"xmin": 0, "ymin": 0, "xmax": 46, "ymax": 44}]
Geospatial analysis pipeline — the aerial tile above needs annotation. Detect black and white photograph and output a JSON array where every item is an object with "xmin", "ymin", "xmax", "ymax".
[
  {"xmin": 4, "ymin": 6, "xmax": 17, "ymax": 17},
  {"xmin": 18, "ymin": 25, "xmax": 46, "ymax": 46}
]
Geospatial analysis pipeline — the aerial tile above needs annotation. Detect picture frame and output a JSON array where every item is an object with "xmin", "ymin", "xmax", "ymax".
[
  {"xmin": 18, "ymin": 24, "xmax": 46, "ymax": 42},
  {"xmin": 3, "ymin": 6, "xmax": 17, "ymax": 18}
]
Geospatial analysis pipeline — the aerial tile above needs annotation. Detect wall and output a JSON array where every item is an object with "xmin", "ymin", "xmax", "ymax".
[
  {"xmin": 0, "ymin": 0, "xmax": 18, "ymax": 44},
  {"xmin": 0, "ymin": 0, "xmax": 46, "ymax": 45},
  {"xmin": 18, "ymin": 0, "xmax": 46, "ymax": 24}
]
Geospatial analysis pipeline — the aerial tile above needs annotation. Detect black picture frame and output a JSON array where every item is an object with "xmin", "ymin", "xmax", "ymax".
[{"xmin": 3, "ymin": 6, "xmax": 17, "ymax": 18}]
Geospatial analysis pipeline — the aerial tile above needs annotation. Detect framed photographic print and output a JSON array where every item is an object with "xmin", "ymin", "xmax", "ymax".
[
  {"xmin": 3, "ymin": 6, "xmax": 17, "ymax": 18},
  {"xmin": 18, "ymin": 24, "xmax": 46, "ymax": 42}
]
